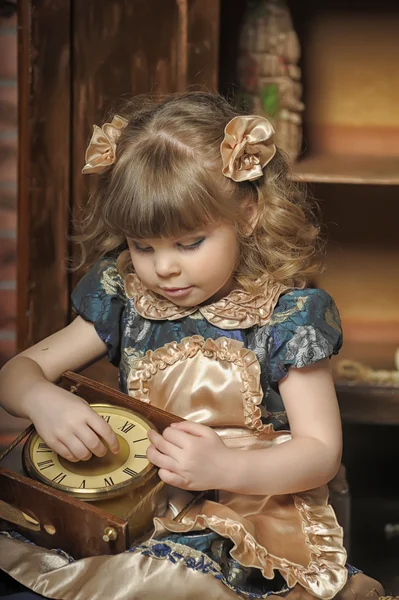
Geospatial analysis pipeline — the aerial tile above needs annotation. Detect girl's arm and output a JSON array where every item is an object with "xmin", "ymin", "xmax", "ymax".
[
  {"xmin": 223, "ymin": 357, "xmax": 342, "ymax": 494},
  {"xmin": 148, "ymin": 358, "xmax": 342, "ymax": 494},
  {"xmin": 0, "ymin": 316, "xmax": 120, "ymax": 461}
]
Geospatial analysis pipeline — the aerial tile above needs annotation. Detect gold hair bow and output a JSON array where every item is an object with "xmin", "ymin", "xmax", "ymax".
[
  {"xmin": 82, "ymin": 115, "xmax": 128, "ymax": 175},
  {"xmin": 220, "ymin": 115, "xmax": 276, "ymax": 182}
]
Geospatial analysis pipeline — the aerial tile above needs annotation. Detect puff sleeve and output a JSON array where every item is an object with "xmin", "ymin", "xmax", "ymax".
[
  {"xmin": 71, "ymin": 258, "xmax": 126, "ymax": 365},
  {"xmin": 267, "ymin": 288, "xmax": 342, "ymax": 386}
]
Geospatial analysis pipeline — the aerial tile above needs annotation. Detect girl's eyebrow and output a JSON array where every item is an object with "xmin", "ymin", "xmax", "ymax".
[
  {"xmin": 176, "ymin": 231, "xmax": 206, "ymax": 240},
  {"xmin": 131, "ymin": 239, "xmax": 152, "ymax": 247}
]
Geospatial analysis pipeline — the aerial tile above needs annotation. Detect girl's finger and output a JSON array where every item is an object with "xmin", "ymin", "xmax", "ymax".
[
  {"xmin": 148, "ymin": 429, "xmax": 182, "ymax": 457},
  {"xmin": 75, "ymin": 426, "xmax": 108, "ymax": 458},
  {"xmin": 146, "ymin": 444, "xmax": 178, "ymax": 472},
  {"xmin": 158, "ymin": 469, "xmax": 187, "ymax": 489},
  {"xmin": 88, "ymin": 412, "xmax": 120, "ymax": 454},
  {"xmin": 50, "ymin": 439, "xmax": 79, "ymax": 463},
  {"xmin": 60, "ymin": 434, "xmax": 93, "ymax": 462}
]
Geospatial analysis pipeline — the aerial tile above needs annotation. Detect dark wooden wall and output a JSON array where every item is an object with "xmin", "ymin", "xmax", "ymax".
[
  {"xmin": 0, "ymin": 3, "xmax": 18, "ymax": 369},
  {"xmin": 18, "ymin": 0, "xmax": 71, "ymax": 350}
]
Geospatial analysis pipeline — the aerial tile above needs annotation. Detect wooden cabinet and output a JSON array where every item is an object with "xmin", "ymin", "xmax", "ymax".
[
  {"xmin": 288, "ymin": 1, "xmax": 399, "ymax": 426},
  {"xmin": 221, "ymin": 0, "xmax": 399, "ymax": 361}
]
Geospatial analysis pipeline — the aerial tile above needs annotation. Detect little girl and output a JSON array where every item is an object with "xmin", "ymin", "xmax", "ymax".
[{"xmin": 0, "ymin": 93, "xmax": 383, "ymax": 600}]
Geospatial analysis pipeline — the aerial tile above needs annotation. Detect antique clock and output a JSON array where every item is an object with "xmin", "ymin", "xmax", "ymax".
[
  {"xmin": 0, "ymin": 371, "xmax": 186, "ymax": 559},
  {"xmin": 23, "ymin": 404, "xmax": 155, "ymax": 501}
]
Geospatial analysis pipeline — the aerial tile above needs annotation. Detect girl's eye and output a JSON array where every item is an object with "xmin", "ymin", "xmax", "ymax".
[
  {"xmin": 133, "ymin": 243, "xmax": 153, "ymax": 253},
  {"xmin": 178, "ymin": 238, "xmax": 205, "ymax": 251}
]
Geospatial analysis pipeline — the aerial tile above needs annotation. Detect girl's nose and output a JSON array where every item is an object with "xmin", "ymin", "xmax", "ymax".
[{"xmin": 154, "ymin": 255, "xmax": 181, "ymax": 278}]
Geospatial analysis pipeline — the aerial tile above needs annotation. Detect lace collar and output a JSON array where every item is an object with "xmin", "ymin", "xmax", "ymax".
[{"xmin": 124, "ymin": 273, "xmax": 289, "ymax": 330}]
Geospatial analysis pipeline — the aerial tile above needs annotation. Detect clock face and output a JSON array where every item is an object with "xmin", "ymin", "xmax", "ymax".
[{"xmin": 23, "ymin": 404, "xmax": 156, "ymax": 500}]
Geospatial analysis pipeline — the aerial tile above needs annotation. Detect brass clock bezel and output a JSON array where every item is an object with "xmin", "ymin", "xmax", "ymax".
[{"xmin": 22, "ymin": 403, "xmax": 157, "ymax": 501}]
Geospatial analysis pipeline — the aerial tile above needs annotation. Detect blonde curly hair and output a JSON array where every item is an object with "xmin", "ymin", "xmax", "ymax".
[{"xmin": 75, "ymin": 92, "xmax": 321, "ymax": 292}]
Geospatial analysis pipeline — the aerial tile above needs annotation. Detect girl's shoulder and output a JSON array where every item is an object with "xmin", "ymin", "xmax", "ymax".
[
  {"xmin": 71, "ymin": 257, "xmax": 128, "ymax": 365},
  {"xmin": 272, "ymin": 287, "xmax": 340, "ymax": 323},
  {"xmin": 265, "ymin": 287, "xmax": 342, "ymax": 383},
  {"xmin": 270, "ymin": 287, "xmax": 342, "ymax": 341},
  {"xmin": 72, "ymin": 257, "xmax": 126, "ymax": 303}
]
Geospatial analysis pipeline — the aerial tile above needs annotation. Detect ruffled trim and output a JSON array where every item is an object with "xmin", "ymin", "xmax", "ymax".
[
  {"xmin": 154, "ymin": 486, "xmax": 348, "ymax": 600},
  {"xmin": 128, "ymin": 335, "xmax": 272, "ymax": 434},
  {"xmin": 200, "ymin": 280, "xmax": 289, "ymax": 329},
  {"xmin": 124, "ymin": 274, "xmax": 197, "ymax": 321},
  {"xmin": 124, "ymin": 273, "xmax": 289, "ymax": 330}
]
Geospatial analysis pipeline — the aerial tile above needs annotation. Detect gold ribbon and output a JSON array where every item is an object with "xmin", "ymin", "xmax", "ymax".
[
  {"xmin": 82, "ymin": 115, "xmax": 128, "ymax": 175},
  {"xmin": 220, "ymin": 115, "xmax": 276, "ymax": 182}
]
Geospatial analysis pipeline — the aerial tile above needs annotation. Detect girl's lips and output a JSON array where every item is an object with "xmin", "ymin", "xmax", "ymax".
[{"xmin": 161, "ymin": 286, "xmax": 193, "ymax": 298}]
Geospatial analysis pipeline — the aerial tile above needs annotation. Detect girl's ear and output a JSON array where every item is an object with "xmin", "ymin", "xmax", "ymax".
[{"xmin": 241, "ymin": 198, "xmax": 259, "ymax": 236}]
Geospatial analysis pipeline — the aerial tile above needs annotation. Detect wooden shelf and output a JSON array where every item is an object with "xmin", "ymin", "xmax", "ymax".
[
  {"xmin": 291, "ymin": 154, "xmax": 399, "ymax": 185},
  {"xmin": 336, "ymin": 382, "xmax": 399, "ymax": 426},
  {"xmin": 334, "ymin": 339, "xmax": 398, "ymax": 371},
  {"xmin": 333, "ymin": 339, "xmax": 399, "ymax": 425}
]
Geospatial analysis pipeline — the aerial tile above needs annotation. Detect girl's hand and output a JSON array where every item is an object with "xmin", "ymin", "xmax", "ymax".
[
  {"xmin": 26, "ymin": 381, "xmax": 120, "ymax": 462},
  {"xmin": 147, "ymin": 421, "xmax": 231, "ymax": 491}
]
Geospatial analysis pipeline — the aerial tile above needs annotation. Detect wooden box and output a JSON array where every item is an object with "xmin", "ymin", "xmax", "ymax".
[{"xmin": 0, "ymin": 371, "xmax": 185, "ymax": 559}]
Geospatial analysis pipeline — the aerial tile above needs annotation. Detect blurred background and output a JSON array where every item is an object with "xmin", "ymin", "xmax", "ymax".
[
  {"xmin": 0, "ymin": 0, "xmax": 18, "ymax": 441},
  {"xmin": 0, "ymin": 0, "xmax": 398, "ymax": 593}
]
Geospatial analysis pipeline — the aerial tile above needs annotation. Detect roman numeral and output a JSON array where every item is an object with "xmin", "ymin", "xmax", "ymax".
[
  {"xmin": 52, "ymin": 472, "xmax": 67, "ymax": 484},
  {"xmin": 102, "ymin": 415, "xmax": 111, "ymax": 423},
  {"xmin": 132, "ymin": 437, "xmax": 147, "ymax": 443},
  {"xmin": 37, "ymin": 443, "xmax": 52, "ymax": 453},
  {"xmin": 79, "ymin": 480, "xmax": 86, "ymax": 489},
  {"xmin": 104, "ymin": 477, "xmax": 115, "ymax": 486},
  {"xmin": 123, "ymin": 467, "xmax": 138, "ymax": 477},
  {"xmin": 134, "ymin": 454, "xmax": 147, "ymax": 459},
  {"xmin": 38, "ymin": 459, "xmax": 54, "ymax": 470},
  {"xmin": 118, "ymin": 421, "xmax": 135, "ymax": 434}
]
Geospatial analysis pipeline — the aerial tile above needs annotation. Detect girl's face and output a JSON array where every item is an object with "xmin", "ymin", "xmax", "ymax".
[{"xmin": 127, "ymin": 223, "xmax": 239, "ymax": 306}]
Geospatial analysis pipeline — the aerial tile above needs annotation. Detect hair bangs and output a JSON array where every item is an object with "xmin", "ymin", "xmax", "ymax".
[{"xmin": 104, "ymin": 138, "xmax": 236, "ymax": 240}]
